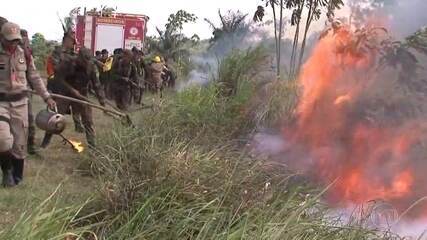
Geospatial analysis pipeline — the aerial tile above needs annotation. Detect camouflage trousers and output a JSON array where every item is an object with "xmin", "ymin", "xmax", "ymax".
[{"xmin": 113, "ymin": 83, "xmax": 131, "ymax": 111}]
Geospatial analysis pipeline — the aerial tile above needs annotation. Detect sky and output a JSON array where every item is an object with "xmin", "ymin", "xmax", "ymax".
[
  {"xmin": 2, "ymin": 1, "xmax": 425, "ymax": 43},
  {"xmin": 1, "ymin": 0, "xmax": 260, "ymax": 41}
]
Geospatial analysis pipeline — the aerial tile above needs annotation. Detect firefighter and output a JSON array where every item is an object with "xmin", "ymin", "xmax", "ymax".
[
  {"xmin": 44, "ymin": 29, "xmax": 84, "ymax": 134},
  {"xmin": 162, "ymin": 57, "xmax": 177, "ymax": 89},
  {"xmin": 131, "ymin": 47, "xmax": 145, "ymax": 105},
  {"xmin": 19, "ymin": 29, "xmax": 37, "ymax": 154},
  {"xmin": 41, "ymin": 30, "xmax": 82, "ymax": 148},
  {"xmin": 47, "ymin": 47, "xmax": 106, "ymax": 148},
  {"xmin": 100, "ymin": 49, "xmax": 113, "ymax": 100},
  {"xmin": 92, "ymin": 52, "xmax": 105, "ymax": 70},
  {"xmin": 0, "ymin": 22, "xmax": 56, "ymax": 187},
  {"xmin": 95, "ymin": 50, "xmax": 101, "ymax": 60},
  {"xmin": 46, "ymin": 30, "xmax": 84, "ymax": 133},
  {"xmin": 147, "ymin": 55, "xmax": 165, "ymax": 97},
  {"xmin": 0, "ymin": 19, "xmax": 38, "ymax": 155},
  {"xmin": 112, "ymin": 49, "xmax": 136, "ymax": 110}
]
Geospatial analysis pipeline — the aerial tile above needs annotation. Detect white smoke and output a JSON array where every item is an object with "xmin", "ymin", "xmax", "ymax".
[{"xmin": 387, "ymin": 0, "xmax": 427, "ymax": 38}]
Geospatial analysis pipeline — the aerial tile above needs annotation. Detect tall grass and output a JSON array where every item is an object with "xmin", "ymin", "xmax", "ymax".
[
  {"xmin": 83, "ymin": 47, "xmax": 393, "ymax": 239},
  {"xmin": 90, "ymin": 129, "xmax": 387, "ymax": 239},
  {"xmin": 253, "ymin": 79, "xmax": 299, "ymax": 128},
  {"xmin": 0, "ymin": 187, "xmax": 98, "ymax": 240}
]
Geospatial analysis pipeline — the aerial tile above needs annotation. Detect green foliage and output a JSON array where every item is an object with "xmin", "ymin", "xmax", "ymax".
[
  {"xmin": 30, "ymin": 33, "xmax": 58, "ymax": 71},
  {"xmin": 150, "ymin": 47, "xmax": 268, "ymax": 141},
  {"xmin": 148, "ymin": 10, "xmax": 199, "ymax": 79},
  {"xmin": 165, "ymin": 10, "xmax": 198, "ymax": 33},
  {"xmin": 216, "ymin": 46, "xmax": 266, "ymax": 97},
  {"xmin": 375, "ymin": 26, "xmax": 427, "ymax": 110},
  {"xmin": 205, "ymin": 10, "xmax": 249, "ymax": 46},
  {"xmin": 405, "ymin": 26, "xmax": 427, "ymax": 55},
  {"xmin": 254, "ymin": 80, "xmax": 299, "ymax": 128},
  {"xmin": 378, "ymin": 26, "xmax": 427, "ymax": 81},
  {"xmin": 0, "ymin": 189, "xmax": 95, "ymax": 240},
  {"xmin": 254, "ymin": 0, "xmax": 344, "ymax": 78}
]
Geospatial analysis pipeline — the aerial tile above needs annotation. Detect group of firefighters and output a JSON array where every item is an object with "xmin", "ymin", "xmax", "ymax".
[{"xmin": 0, "ymin": 17, "xmax": 176, "ymax": 188}]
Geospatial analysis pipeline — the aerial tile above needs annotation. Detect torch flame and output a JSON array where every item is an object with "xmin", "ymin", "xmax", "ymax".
[{"xmin": 69, "ymin": 140, "xmax": 84, "ymax": 153}]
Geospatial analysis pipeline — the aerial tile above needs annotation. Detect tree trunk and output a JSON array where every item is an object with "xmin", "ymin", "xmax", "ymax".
[
  {"xmin": 290, "ymin": 0, "xmax": 305, "ymax": 78},
  {"xmin": 297, "ymin": 0, "xmax": 315, "ymax": 75},
  {"xmin": 271, "ymin": 2, "xmax": 280, "ymax": 79},
  {"xmin": 277, "ymin": 0, "xmax": 284, "ymax": 80}
]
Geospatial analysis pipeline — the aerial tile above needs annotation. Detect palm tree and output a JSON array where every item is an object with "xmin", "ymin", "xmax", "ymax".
[
  {"xmin": 205, "ymin": 9, "xmax": 249, "ymax": 50},
  {"xmin": 254, "ymin": 0, "xmax": 343, "ymax": 79},
  {"xmin": 149, "ymin": 10, "xmax": 199, "ymax": 77}
]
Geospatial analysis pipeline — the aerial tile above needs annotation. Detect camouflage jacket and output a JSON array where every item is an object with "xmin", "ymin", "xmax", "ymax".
[
  {"xmin": 112, "ymin": 59, "xmax": 137, "ymax": 86},
  {"xmin": 56, "ymin": 57, "xmax": 105, "ymax": 104}
]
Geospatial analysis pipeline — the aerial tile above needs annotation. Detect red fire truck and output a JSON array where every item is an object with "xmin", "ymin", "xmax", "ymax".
[{"xmin": 75, "ymin": 10, "xmax": 149, "ymax": 54}]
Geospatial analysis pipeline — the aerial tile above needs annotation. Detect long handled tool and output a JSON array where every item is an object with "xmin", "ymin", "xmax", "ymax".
[{"xmin": 28, "ymin": 91, "xmax": 134, "ymax": 126}]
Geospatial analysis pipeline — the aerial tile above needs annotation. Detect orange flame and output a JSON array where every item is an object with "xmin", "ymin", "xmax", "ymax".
[
  {"xmin": 283, "ymin": 24, "xmax": 427, "ymax": 218},
  {"xmin": 69, "ymin": 140, "xmax": 84, "ymax": 153}
]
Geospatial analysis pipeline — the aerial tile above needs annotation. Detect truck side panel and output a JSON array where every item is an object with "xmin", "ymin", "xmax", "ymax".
[{"xmin": 95, "ymin": 24, "xmax": 125, "ymax": 54}]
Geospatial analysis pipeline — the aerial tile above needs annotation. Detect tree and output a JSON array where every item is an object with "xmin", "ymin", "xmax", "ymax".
[
  {"xmin": 59, "ymin": 7, "xmax": 81, "ymax": 33},
  {"xmin": 31, "ymin": 33, "xmax": 58, "ymax": 70},
  {"xmin": 254, "ymin": 0, "xmax": 286, "ymax": 80},
  {"xmin": 149, "ymin": 10, "xmax": 199, "ymax": 77},
  {"xmin": 296, "ymin": 0, "xmax": 343, "ymax": 74},
  {"xmin": 254, "ymin": 0, "xmax": 344, "ymax": 79},
  {"xmin": 289, "ymin": 0, "xmax": 305, "ymax": 77},
  {"xmin": 205, "ymin": 10, "xmax": 249, "ymax": 50}
]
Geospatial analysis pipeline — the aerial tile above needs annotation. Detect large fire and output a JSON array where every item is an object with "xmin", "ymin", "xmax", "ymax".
[{"xmin": 285, "ymin": 24, "xmax": 427, "ymax": 217}]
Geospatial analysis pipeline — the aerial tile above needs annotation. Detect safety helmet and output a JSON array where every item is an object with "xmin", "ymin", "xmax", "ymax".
[{"xmin": 153, "ymin": 56, "xmax": 161, "ymax": 63}]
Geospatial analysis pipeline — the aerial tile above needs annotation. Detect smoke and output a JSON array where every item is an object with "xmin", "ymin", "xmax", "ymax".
[
  {"xmin": 345, "ymin": 0, "xmax": 427, "ymax": 38},
  {"xmin": 386, "ymin": 0, "xmax": 427, "ymax": 38},
  {"xmin": 180, "ymin": 19, "xmax": 272, "ymax": 89}
]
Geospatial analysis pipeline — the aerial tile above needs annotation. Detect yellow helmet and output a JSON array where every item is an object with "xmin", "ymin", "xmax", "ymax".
[{"xmin": 153, "ymin": 56, "xmax": 161, "ymax": 63}]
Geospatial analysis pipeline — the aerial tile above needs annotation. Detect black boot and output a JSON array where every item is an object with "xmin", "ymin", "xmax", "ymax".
[
  {"xmin": 75, "ymin": 124, "xmax": 85, "ymax": 133},
  {"xmin": 12, "ymin": 158, "xmax": 24, "ymax": 185},
  {"xmin": 73, "ymin": 113, "xmax": 84, "ymax": 133},
  {"xmin": 0, "ymin": 153, "xmax": 16, "ymax": 187},
  {"xmin": 2, "ymin": 168, "xmax": 15, "ymax": 187},
  {"xmin": 27, "ymin": 134, "xmax": 36, "ymax": 155},
  {"xmin": 87, "ymin": 133, "xmax": 96, "ymax": 149}
]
